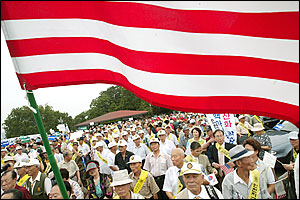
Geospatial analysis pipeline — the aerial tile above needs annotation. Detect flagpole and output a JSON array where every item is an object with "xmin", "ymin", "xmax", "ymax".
[{"xmin": 25, "ymin": 87, "xmax": 69, "ymax": 199}]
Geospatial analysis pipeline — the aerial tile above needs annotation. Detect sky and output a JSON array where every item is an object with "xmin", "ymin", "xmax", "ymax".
[{"xmin": 1, "ymin": 28, "xmax": 112, "ymax": 135}]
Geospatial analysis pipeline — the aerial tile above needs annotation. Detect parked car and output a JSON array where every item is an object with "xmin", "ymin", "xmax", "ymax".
[{"xmin": 266, "ymin": 120, "xmax": 299, "ymax": 170}]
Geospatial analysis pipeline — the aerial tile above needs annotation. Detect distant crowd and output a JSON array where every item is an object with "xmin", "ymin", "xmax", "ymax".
[{"xmin": 1, "ymin": 113, "xmax": 299, "ymax": 199}]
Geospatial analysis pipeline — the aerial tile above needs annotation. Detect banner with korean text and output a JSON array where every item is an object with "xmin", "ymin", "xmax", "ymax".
[{"xmin": 206, "ymin": 114, "xmax": 237, "ymax": 144}]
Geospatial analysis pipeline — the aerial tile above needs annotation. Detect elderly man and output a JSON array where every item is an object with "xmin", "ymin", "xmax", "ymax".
[
  {"xmin": 94, "ymin": 142, "xmax": 111, "ymax": 177},
  {"xmin": 178, "ymin": 126, "xmax": 192, "ymax": 151},
  {"xmin": 115, "ymin": 140, "xmax": 135, "ymax": 174},
  {"xmin": 128, "ymin": 155, "xmax": 159, "ymax": 199},
  {"xmin": 164, "ymin": 125, "xmax": 179, "ymax": 147},
  {"xmin": 48, "ymin": 181, "xmax": 72, "ymax": 199},
  {"xmin": 14, "ymin": 146, "xmax": 29, "ymax": 163},
  {"xmin": 252, "ymin": 123, "xmax": 272, "ymax": 160},
  {"xmin": 163, "ymin": 148, "xmax": 186, "ymax": 199},
  {"xmin": 138, "ymin": 130, "xmax": 150, "ymax": 147},
  {"xmin": 58, "ymin": 150, "xmax": 82, "ymax": 186},
  {"xmin": 1, "ymin": 170, "xmax": 31, "ymax": 199},
  {"xmin": 14, "ymin": 162, "xmax": 30, "ymax": 187},
  {"xmin": 158, "ymin": 130, "xmax": 176, "ymax": 157},
  {"xmin": 1, "ymin": 148, "xmax": 8, "ymax": 168},
  {"xmin": 132, "ymin": 135, "xmax": 150, "ymax": 167},
  {"xmin": 144, "ymin": 138, "xmax": 173, "ymax": 199},
  {"xmin": 236, "ymin": 115, "xmax": 253, "ymax": 144},
  {"xmin": 176, "ymin": 162, "xmax": 223, "ymax": 199},
  {"xmin": 222, "ymin": 145, "xmax": 271, "ymax": 199},
  {"xmin": 70, "ymin": 141, "xmax": 86, "ymax": 187},
  {"xmin": 111, "ymin": 169, "xmax": 144, "ymax": 199},
  {"xmin": 122, "ymin": 131, "xmax": 135, "ymax": 152},
  {"xmin": 24, "ymin": 159, "xmax": 52, "ymax": 199}
]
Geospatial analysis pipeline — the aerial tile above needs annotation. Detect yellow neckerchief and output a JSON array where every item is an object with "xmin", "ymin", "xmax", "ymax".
[
  {"xmin": 17, "ymin": 174, "xmax": 30, "ymax": 186},
  {"xmin": 239, "ymin": 122, "xmax": 251, "ymax": 137},
  {"xmin": 89, "ymin": 139, "xmax": 95, "ymax": 147},
  {"xmin": 185, "ymin": 155, "xmax": 197, "ymax": 163},
  {"xmin": 1, "ymin": 157, "xmax": 4, "ymax": 165},
  {"xmin": 167, "ymin": 133, "xmax": 172, "ymax": 140},
  {"xmin": 216, "ymin": 143, "xmax": 231, "ymax": 160},
  {"xmin": 9, "ymin": 152, "xmax": 14, "ymax": 156},
  {"xmin": 37, "ymin": 155, "xmax": 43, "ymax": 162},
  {"xmin": 133, "ymin": 170, "xmax": 149, "ymax": 193},
  {"xmin": 248, "ymin": 169, "xmax": 260, "ymax": 199},
  {"xmin": 293, "ymin": 148, "xmax": 298, "ymax": 161},
  {"xmin": 177, "ymin": 170, "xmax": 184, "ymax": 194},
  {"xmin": 44, "ymin": 161, "xmax": 51, "ymax": 174},
  {"xmin": 96, "ymin": 151, "xmax": 108, "ymax": 164}
]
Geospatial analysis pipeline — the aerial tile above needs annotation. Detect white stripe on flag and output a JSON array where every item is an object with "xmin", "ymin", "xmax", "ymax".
[
  {"xmin": 13, "ymin": 53, "xmax": 299, "ymax": 106},
  {"xmin": 2, "ymin": 19, "xmax": 298, "ymax": 63}
]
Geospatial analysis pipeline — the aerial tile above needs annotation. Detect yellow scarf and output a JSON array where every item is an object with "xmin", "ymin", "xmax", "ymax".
[
  {"xmin": 96, "ymin": 151, "xmax": 108, "ymax": 164},
  {"xmin": 17, "ymin": 174, "xmax": 30, "ymax": 186},
  {"xmin": 133, "ymin": 170, "xmax": 148, "ymax": 193},
  {"xmin": 216, "ymin": 143, "xmax": 231, "ymax": 160},
  {"xmin": 1, "ymin": 158, "xmax": 4, "ymax": 165},
  {"xmin": 44, "ymin": 161, "xmax": 51, "ymax": 174},
  {"xmin": 239, "ymin": 122, "xmax": 251, "ymax": 137},
  {"xmin": 248, "ymin": 169, "xmax": 260, "ymax": 199},
  {"xmin": 185, "ymin": 155, "xmax": 197, "ymax": 163},
  {"xmin": 72, "ymin": 153, "xmax": 77, "ymax": 160},
  {"xmin": 293, "ymin": 148, "xmax": 298, "ymax": 161}
]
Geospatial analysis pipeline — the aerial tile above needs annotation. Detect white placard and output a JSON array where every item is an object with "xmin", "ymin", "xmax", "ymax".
[
  {"xmin": 49, "ymin": 129, "xmax": 55, "ymax": 134},
  {"xmin": 90, "ymin": 122, "xmax": 95, "ymax": 125},
  {"xmin": 70, "ymin": 130, "xmax": 84, "ymax": 140},
  {"xmin": 56, "ymin": 124, "xmax": 66, "ymax": 132},
  {"xmin": 263, "ymin": 151, "xmax": 277, "ymax": 169},
  {"xmin": 206, "ymin": 114, "xmax": 237, "ymax": 144}
]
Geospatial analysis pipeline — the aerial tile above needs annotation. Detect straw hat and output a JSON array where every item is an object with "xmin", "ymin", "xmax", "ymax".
[
  {"xmin": 110, "ymin": 169, "xmax": 133, "ymax": 187},
  {"xmin": 251, "ymin": 123, "xmax": 264, "ymax": 132}
]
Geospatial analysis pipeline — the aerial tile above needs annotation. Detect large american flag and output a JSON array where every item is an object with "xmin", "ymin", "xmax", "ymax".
[{"xmin": 1, "ymin": 1, "xmax": 299, "ymax": 126}]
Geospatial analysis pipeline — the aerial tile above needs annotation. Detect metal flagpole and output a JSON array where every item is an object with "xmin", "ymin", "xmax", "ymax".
[{"xmin": 24, "ymin": 84, "xmax": 69, "ymax": 199}]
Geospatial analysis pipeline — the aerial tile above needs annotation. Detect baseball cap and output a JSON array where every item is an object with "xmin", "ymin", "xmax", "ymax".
[
  {"xmin": 25, "ymin": 159, "xmax": 40, "ymax": 167},
  {"xmin": 288, "ymin": 131, "xmax": 299, "ymax": 140},
  {"xmin": 16, "ymin": 146, "xmax": 22, "ymax": 151},
  {"xmin": 238, "ymin": 115, "xmax": 246, "ymax": 120},
  {"xmin": 158, "ymin": 130, "xmax": 166, "ymax": 136},
  {"xmin": 121, "ymin": 131, "xmax": 129, "ymax": 136},
  {"xmin": 108, "ymin": 141, "xmax": 117, "ymax": 148},
  {"xmin": 118, "ymin": 140, "xmax": 128, "ymax": 147},
  {"xmin": 94, "ymin": 142, "xmax": 104, "ymax": 148},
  {"xmin": 127, "ymin": 155, "xmax": 142, "ymax": 164},
  {"xmin": 14, "ymin": 162, "xmax": 26, "ymax": 169},
  {"xmin": 181, "ymin": 162, "xmax": 203, "ymax": 175},
  {"xmin": 132, "ymin": 135, "xmax": 140, "ymax": 141},
  {"xmin": 149, "ymin": 138, "xmax": 160, "ymax": 144}
]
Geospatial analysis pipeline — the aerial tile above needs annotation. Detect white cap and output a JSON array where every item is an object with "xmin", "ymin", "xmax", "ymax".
[
  {"xmin": 158, "ymin": 130, "xmax": 166, "ymax": 136},
  {"xmin": 95, "ymin": 133, "xmax": 102, "ymax": 137},
  {"xmin": 132, "ymin": 135, "xmax": 140, "ymax": 141},
  {"xmin": 153, "ymin": 122, "xmax": 158, "ymax": 126},
  {"xmin": 239, "ymin": 115, "xmax": 246, "ymax": 120},
  {"xmin": 118, "ymin": 140, "xmax": 128, "ymax": 147},
  {"xmin": 16, "ymin": 146, "xmax": 22, "ymax": 151},
  {"xmin": 3, "ymin": 156, "xmax": 15, "ymax": 162},
  {"xmin": 91, "ymin": 137, "xmax": 97, "ymax": 142},
  {"xmin": 112, "ymin": 133, "xmax": 120, "ymax": 138},
  {"xmin": 14, "ymin": 162, "xmax": 26, "ymax": 169},
  {"xmin": 1, "ymin": 148, "xmax": 8, "ymax": 152},
  {"xmin": 181, "ymin": 162, "xmax": 203, "ymax": 175},
  {"xmin": 288, "ymin": 131, "xmax": 299, "ymax": 140},
  {"xmin": 121, "ymin": 131, "xmax": 129, "ymax": 136},
  {"xmin": 149, "ymin": 138, "xmax": 160, "ymax": 144},
  {"xmin": 103, "ymin": 130, "xmax": 108, "ymax": 133},
  {"xmin": 25, "ymin": 159, "xmax": 40, "ymax": 167},
  {"xmin": 190, "ymin": 119, "xmax": 196, "ymax": 124},
  {"xmin": 108, "ymin": 141, "xmax": 117, "ymax": 148},
  {"xmin": 165, "ymin": 124, "xmax": 174, "ymax": 131},
  {"xmin": 95, "ymin": 142, "xmax": 104, "ymax": 148},
  {"xmin": 130, "ymin": 127, "xmax": 136, "ymax": 132},
  {"xmin": 138, "ymin": 130, "xmax": 144, "ymax": 135},
  {"xmin": 127, "ymin": 155, "xmax": 142, "ymax": 164}
]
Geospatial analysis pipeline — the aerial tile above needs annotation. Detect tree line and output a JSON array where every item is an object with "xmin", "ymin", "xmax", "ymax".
[{"xmin": 3, "ymin": 86, "xmax": 173, "ymax": 138}]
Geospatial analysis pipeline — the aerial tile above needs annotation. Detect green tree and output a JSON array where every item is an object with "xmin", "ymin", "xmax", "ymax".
[{"xmin": 3, "ymin": 104, "xmax": 74, "ymax": 138}]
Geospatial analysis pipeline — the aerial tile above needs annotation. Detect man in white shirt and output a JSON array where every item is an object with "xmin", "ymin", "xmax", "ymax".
[
  {"xmin": 78, "ymin": 137, "xmax": 90, "ymax": 163},
  {"xmin": 121, "ymin": 131, "xmax": 135, "ymax": 153},
  {"xmin": 14, "ymin": 146, "xmax": 29, "ymax": 163},
  {"xmin": 24, "ymin": 159, "xmax": 52, "ymax": 198},
  {"xmin": 132, "ymin": 135, "xmax": 150, "ymax": 167},
  {"xmin": 165, "ymin": 125, "xmax": 179, "ymax": 147},
  {"xmin": 107, "ymin": 141, "xmax": 119, "ymax": 178},
  {"xmin": 158, "ymin": 130, "xmax": 176, "ymax": 157},
  {"xmin": 163, "ymin": 148, "xmax": 186, "ymax": 199},
  {"xmin": 28, "ymin": 144, "xmax": 39, "ymax": 159},
  {"xmin": 93, "ymin": 142, "xmax": 111, "ymax": 176}
]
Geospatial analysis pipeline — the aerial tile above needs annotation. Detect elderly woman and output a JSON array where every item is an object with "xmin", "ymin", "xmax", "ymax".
[
  {"xmin": 185, "ymin": 126, "xmax": 206, "ymax": 155},
  {"xmin": 86, "ymin": 160, "xmax": 113, "ymax": 199},
  {"xmin": 243, "ymin": 138, "xmax": 275, "ymax": 196}
]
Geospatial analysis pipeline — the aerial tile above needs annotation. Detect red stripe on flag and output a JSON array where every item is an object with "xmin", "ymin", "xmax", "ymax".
[
  {"xmin": 16, "ymin": 69, "xmax": 299, "ymax": 127},
  {"xmin": 7, "ymin": 38, "xmax": 299, "ymax": 84},
  {"xmin": 1, "ymin": 1, "xmax": 298, "ymax": 40}
]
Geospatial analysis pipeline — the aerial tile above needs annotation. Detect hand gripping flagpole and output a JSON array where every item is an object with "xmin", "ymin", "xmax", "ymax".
[{"xmin": 24, "ymin": 83, "xmax": 69, "ymax": 199}]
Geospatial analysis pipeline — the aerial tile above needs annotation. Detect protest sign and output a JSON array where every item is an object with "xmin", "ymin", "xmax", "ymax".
[{"xmin": 263, "ymin": 151, "xmax": 277, "ymax": 169}]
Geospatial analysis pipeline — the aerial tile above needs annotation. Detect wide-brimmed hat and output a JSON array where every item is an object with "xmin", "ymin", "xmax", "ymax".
[
  {"xmin": 229, "ymin": 145, "xmax": 254, "ymax": 163},
  {"xmin": 110, "ymin": 169, "xmax": 133, "ymax": 187},
  {"xmin": 24, "ymin": 159, "xmax": 40, "ymax": 167},
  {"xmin": 288, "ymin": 131, "xmax": 299, "ymax": 140},
  {"xmin": 181, "ymin": 162, "xmax": 203, "ymax": 175},
  {"xmin": 14, "ymin": 162, "xmax": 26, "ymax": 169},
  {"xmin": 251, "ymin": 123, "xmax": 264, "ymax": 132},
  {"xmin": 127, "ymin": 155, "xmax": 142, "ymax": 164}
]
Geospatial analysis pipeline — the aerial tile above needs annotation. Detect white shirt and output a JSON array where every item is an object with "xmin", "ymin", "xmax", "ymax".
[
  {"xmin": 54, "ymin": 153, "xmax": 64, "ymax": 163},
  {"xmin": 28, "ymin": 149, "xmax": 39, "ymax": 159},
  {"xmin": 94, "ymin": 149, "xmax": 111, "ymax": 175},
  {"xmin": 160, "ymin": 140, "xmax": 176, "ymax": 157},
  {"xmin": 107, "ymin": 150, "xmax": 119, "ymax": 177},
  {"xmin": 295, "ymin": 153, "xmax": 299, "ymax": 199},
  {"xmin": 78, "ymin": 143, "xmax": 90, "ymax": 155},
  {"xmin": 125, "ymin": 138, "xmax": 135, "ymax": 153},
  {"xmin": 187, "ymin": 185, "xmax": 223, "ymax": 199},
  {"xmin": 14, "ymin": 153, "xmax": 29, "ymax": 163},
  {"xmin": 166, "ymin": 133, "xmax": 179, "ymax": 146},
  {"xmin": 27, "ymin": 171, "xmax": 52, "ymax": 195},
  {"xmin": 163, "ymin": 166, "xmax": 180, "ymax": 195},
  {"xmin": 132, "ymin": 143, "xmax": 150, "ymax": 160}
]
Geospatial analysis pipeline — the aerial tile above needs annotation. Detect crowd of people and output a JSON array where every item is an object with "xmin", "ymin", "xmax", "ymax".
[{"xmin": 1, "ymin": 112, "xmax": 299, "ymax": 199}]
